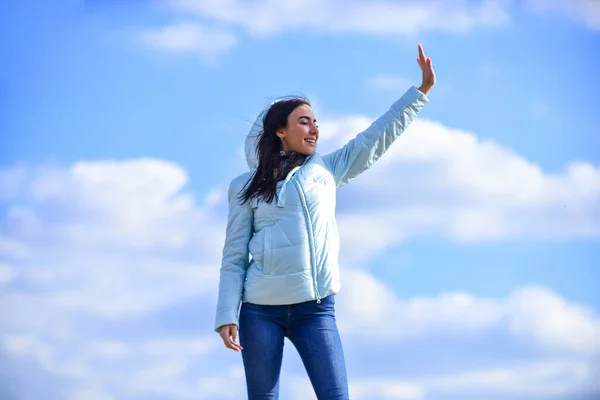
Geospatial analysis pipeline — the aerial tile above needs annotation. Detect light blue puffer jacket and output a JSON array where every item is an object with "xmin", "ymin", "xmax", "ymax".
[{"xmin": 215, "ymin": 86, "xmax": 429, "ymax": 332}]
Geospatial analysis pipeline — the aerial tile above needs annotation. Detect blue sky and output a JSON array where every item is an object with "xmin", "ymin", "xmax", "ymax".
[{"xmin": 1, "ymin": 1, "xmax": 599, "ymax": 399}]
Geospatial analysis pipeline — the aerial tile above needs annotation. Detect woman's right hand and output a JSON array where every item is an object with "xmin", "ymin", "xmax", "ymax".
[{"xmin": 219, "ymin": 324, "xmax": 243, "ymax": 352}]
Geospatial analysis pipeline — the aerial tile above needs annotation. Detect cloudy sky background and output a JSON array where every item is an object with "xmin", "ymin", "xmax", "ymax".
[{"xmin": 1, "ymin": 0, "xmax": 599, "ymax": 399}]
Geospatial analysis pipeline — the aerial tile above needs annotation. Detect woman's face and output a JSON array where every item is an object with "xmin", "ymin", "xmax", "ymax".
[{"xmin": 278, "ymin": 104, "xmax": 319, "ymax": 155}]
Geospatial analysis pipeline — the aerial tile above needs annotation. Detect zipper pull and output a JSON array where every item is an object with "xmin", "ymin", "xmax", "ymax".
[{"xmin": 316, "ymin": 296, "xmax": 321, "ymax": 304}]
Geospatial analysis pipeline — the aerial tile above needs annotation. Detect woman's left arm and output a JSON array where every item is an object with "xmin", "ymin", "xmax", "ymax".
[{"xmin": 323, "ymin": 43, "xmax": 436, "ymax": 188}]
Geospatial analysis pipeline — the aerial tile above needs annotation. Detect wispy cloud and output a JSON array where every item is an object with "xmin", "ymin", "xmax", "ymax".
[
  {"xmin": 135, "ymin": 0, "xmax": 599, "ymax": 58},
  {"xmin": 137, "ymin": 22, "xmax": 237, "ymax": 59},
  {"xmin": 0, "ymin": 262, "xmax": 14, "ymax": 285},
  {"xmin": 524, "ymin": 0, "xmax": 600, "ymax": 30},
  {"xmin": 167, "ymin": 0, "xmax": 511, "ymax": 37}
]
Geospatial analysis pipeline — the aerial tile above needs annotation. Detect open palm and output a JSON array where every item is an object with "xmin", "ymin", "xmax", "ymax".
[{"xmin": 416, "ymin": 43, "xmax": 436, "ymax": 95}]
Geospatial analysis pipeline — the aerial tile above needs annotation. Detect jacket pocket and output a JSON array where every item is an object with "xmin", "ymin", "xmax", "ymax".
[{"xmin": 262, "ymin": 226, "xmax": 272, "ymax": 275}]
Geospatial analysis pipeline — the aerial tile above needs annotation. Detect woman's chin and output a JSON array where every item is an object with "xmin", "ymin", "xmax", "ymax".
[
  {"xmin": 289, "ymin": 144, "xmax": 316, "ymax": 156},
  {"xmin": 301, "ymin": 145, "xmax": 316, "ymax": 155}
]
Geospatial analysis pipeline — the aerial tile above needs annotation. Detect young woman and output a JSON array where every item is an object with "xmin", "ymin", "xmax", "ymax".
[{"xmin": 215, "ymin": 44, "xmax": 435, "ymax": 399}]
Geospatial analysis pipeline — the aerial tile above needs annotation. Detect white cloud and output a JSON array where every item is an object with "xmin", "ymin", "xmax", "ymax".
[
  {"xmin": 507, "ymin": 287, "xmax": 600, "ymax": 354},
  {"xmin": 0, "ymin": 159, "xmax": 236, "ymax": 399},
  {"xmin": 315, "ymin": 116, "xmax": 600, "ymax": 261},
  {"xmin": 140, "ymin": 337, "xmax": 217, "ymax": 358},
  {"xmin": 68, "ymin": 388, "xmax": 115, "ymax": 400},
  {"xmin": 1, "ymin": 333, "xmax": 227, "ymax": 399},
  {"xmin": 426, "ymin": 359, "xmax": 598, "ymax": 397},
  {"xmin": 0, "ymin": 236, "xmax": 30, "ymax": 259},
  {"xmin": 0, "ymin": 159, "xmax": 225, "ymax": 332},
  {"xmin": 87, "ymin": 340, "xmax": 130, "ymax": 359},
  {"xmin": 125, "ymin": 364, "xmax": 245, "ymax": 399},
  {"xmin": 524, "ymin": 0, "xmax": 600, "ymax": 30},
  {"xmin": 3, "ymin": 334, "xmax": 53, "ymax": 363},
  {"xmin": 2, "ymin": 334, "xmax": 96, "ymax": 382},
  {"xmin": 17, "ymin": 158, "xmax": 201, "ymax": 251},
  {"xmin": 126, "ymin": 360, "xmax": 188, "ymax": 395},
  {"xmin": 0, "ymin": 165, "xmax": 28, "ymax": 200},
  {"xmin": 284, "ymin": 377, "xmax": 318, "ymax": 400},
  {"xmin": 337, "ymin": 269, "xmax": 600, "ymax": 355},
  {"xmin": 286, "ymin": 359, "xmax": 598, "ymax": 399},
  {"xmin": 5, "ymin": 157, "xmax": 225, "ymax": 254},
  {"xmin": 137, "ymin": 22, "xmax": 237, "ymax": 57},
  {"xmin": 350, "ymin": 379, "xmax": 425, "ymax": 400},
  {"xmin": 285, "ymin": 374, "xmax": 425, "ymax": 400},
  {"xmin": 189, "ymin": 367, "xmax": 247, "ymax": 400},
  {"xmin": 167, "ymin": 0, "xmax": 511, "ymax": 37},
  {"xmin": 0, "ymin": 262, "xmax": 14, "ymax": 285}
]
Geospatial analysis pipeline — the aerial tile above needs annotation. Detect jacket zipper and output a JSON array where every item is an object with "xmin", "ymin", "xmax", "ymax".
[{"xmin": 292, "ymin": 178, "xmax": 321, "ymax": 304}]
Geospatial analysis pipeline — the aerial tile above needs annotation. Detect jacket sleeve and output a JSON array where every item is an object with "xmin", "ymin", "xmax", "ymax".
[
  {"xmin": 322, "ymin": 86, "xmax": 429, "ymax": 188},
  {"xmin": 214, "ymin": 175, "xmax": 253, "ymax": 332}
]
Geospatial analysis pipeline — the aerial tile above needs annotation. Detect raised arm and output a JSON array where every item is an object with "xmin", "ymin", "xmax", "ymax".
[
  {"xmin": 323, "ymin": 43, "xmax": 435, "ymax": 188},
  {"xmin": 214, "ymin": 173, "xmax": 253, "ymax": 335}
]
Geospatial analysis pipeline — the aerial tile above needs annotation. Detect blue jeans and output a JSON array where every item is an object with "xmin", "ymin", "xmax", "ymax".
[{"xmin": 239, "ymin": 294, "xmax": 349, "ymax": 400}]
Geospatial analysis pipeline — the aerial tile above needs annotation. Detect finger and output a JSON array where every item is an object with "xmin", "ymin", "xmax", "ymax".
[
  {"xmin": 427, "ymin": 58, "xmax": 435, "ymax": 73},
  {"xmin": 220, "ymin": 327, "xmax": 242, "ymax": 352},
  {"xmin": 219, "ymin": 329, "xmax": 230, "ymax": 347},
  {"xmin": 418, "ymin": 43, "xmax": 426, "ymax": 63},
  {"xmin": 231, "ymin": 326, "xmax": 243, "ymax": 350},
  {"xmin": 227, "ymin": 336, "xmax": 243, "ymax": 352},
  {"xmin": 221, "ymin": 331, "xmax": 240, "ymax": 351}
]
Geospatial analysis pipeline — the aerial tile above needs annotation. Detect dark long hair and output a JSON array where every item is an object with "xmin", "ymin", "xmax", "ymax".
[{"xmin": 239, "ymin": 97, "xmax": 311, "ymax": 204}]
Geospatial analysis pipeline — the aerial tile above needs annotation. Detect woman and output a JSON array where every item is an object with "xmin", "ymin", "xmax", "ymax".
[{"xmin": 215, "ymin": 43, "xmax": 435, "ymax": 399}]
